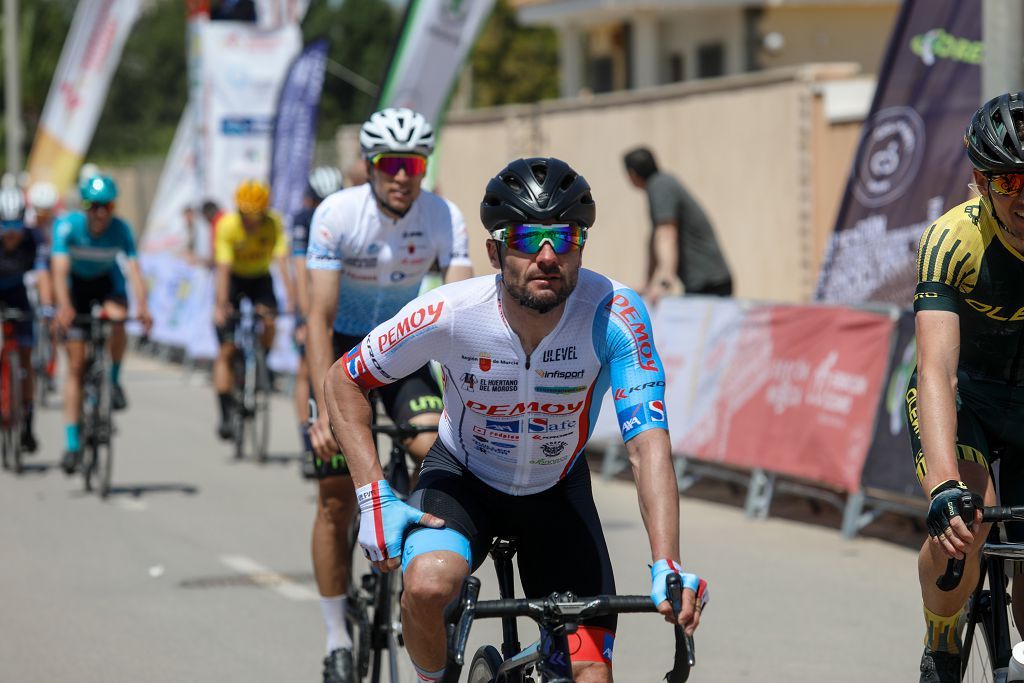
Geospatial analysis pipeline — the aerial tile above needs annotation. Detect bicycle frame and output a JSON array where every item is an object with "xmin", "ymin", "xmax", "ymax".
[{"xmin": 962, "ymin": 531, "xmax": 1019, "ymax": 681}]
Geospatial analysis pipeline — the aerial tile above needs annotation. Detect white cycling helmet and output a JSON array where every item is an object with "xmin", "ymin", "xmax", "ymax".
[
  {"xmin": 27, "ymin": 181, "xmax": 59, "ymax": 211},
  {"xmin": 359, "ymin": 107, "xmax": 435, "ymax": 158},
  {"xmin": 0, "ymin": 187, "xmax": 25, "ymax": 222},
  {"xmin": 308, "ymin": 166, "xmax": 343, "ymax": 201}
]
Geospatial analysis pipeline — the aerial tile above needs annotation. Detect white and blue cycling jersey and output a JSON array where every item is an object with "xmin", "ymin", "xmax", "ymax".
[
  {"xmin": 52, "ymin": 211, "xmax": 137, "ymax": 279},
  {"xmin": 305, "ymin": 183, "xmax": 471, "ymax": 336},
  {"xmin": 341, "ymin": 269, "xmax": 669, "ymax": 495}
]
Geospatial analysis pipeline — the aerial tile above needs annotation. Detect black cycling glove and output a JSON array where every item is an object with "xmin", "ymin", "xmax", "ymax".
[{"xmin": 926, "ymin": 479, "xmax": 980, "ymax": 538}]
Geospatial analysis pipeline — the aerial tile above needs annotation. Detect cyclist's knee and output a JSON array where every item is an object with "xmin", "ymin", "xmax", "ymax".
[
  {"xmin": 573, "ymin": 662, "xmax": 612, "ymax": 683},
  {"xmin": 401, "ymin": 553, "xmax": 466, "ymax": 614},
  {"xmin": 317, "ymin": 480, "xmax": 357, "ymax": 524},
  {"xmin": 217, "ymin": 343, "xmax": 235, "ymax": 361}
]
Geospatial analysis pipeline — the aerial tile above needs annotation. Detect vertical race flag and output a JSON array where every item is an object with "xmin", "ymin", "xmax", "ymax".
[
  {"xmin": 270, "ymin": 38, "xmax": 330, "ymax": 237},
  {"xmin": 815, "ymin": 0, "xmax": 981, "ymax": 306},
  {"xmin": 25, "ymin": 0, "xmax": 143, "ymax": 193},
  {"xmin": 376, "ymin": 0, "xmax": 495, "ymax": 127}
]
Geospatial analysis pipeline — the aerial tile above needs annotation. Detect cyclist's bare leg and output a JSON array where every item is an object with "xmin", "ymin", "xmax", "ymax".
[
  {"xmin": 103, "ymin": 300, "xmax": 128, "ymax": 365},
  {"xmin": 255, "ymin": 305, "xmax": 275, "ymax": 351},
  {"xmin": 573, "ymin": 662, "xmax": 612, "ymax": 683},
  {"xmin": 312, "ymin": 475, "xmax": 357, "ymax": 596},
  {"xmin": 213, "ymin": 342, "xmax": 235, "ymax": 394},
  {"xmin": 918, "ymin": 461, "xmax": 995, "ymax": 638},
  {"xmin": 63, "ymin": 339, "xmax": 86, "ymax": 425},
  {"xmin": 401, "ymin": 550, "xmax": 469, "ymax": 671}
]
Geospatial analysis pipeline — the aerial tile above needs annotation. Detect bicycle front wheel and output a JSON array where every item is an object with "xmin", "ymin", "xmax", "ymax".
[
  {"xmin": 468, "ymin": 645, "xmax": 504, "ymax": 683},
  {"xmin": 251, "ymin": 353, "xmax": 270, "ymax": 463},
  {"xmin": 961, "ymin": 588, "xmax": 1004, "ymax": 683}
]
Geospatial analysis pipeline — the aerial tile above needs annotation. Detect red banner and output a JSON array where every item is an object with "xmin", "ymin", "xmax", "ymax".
[{"xmin": 678, "ymin": 305, "xmax": 894, "ymax": 492}]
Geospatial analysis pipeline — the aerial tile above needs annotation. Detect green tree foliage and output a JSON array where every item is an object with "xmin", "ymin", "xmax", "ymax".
[
  {"xmin": 469, "ymin": 0, "xmax": 559, "ymax": 108},
  {"xmin": 302, "ymin": 0, "xmax": 400, "ymax": 136},
  {"xmin": 90, "ymin": 0, "xmax": 188, "ymax": 162}
]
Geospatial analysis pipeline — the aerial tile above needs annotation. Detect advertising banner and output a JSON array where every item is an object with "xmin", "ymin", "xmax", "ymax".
[
  {"xmin": 270, "ymin": 38, "xmax": 330, "ymax": 236},
  {"xmin": 815, "ymin": 0, "xmax": 981, "ymax": 306},
  {"xmin": 377, "ymin": 0, "xmax": 496, "ymax": 126},
  {"xmin": 196, "ymin": 22, "xmax": 302, "ymax": 212},
  {"xmin": 859, "ymin": 309, "xmax": 921, "ymax": 497},
  {"xmin": 25, "ymin": 0, "xmax": 142, "ymax": 193}
]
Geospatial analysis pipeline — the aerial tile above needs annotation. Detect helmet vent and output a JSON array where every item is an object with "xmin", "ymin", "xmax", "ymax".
[
  {"xmin": 559, "ymin": 172, "xmax": 577, "ymax": 191},
  {"xmin": 503, "ymin": 174, "xmax": 523, "ymax": 193},
  {"xmin": 530, "ymin": 163, "xmax": 547, "ymax": 184}
]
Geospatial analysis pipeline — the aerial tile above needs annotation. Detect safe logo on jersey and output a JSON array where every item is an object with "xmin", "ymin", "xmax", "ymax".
[{"xmin": 616, "ymin": 400, "xmax": 667, "ymax": 433}]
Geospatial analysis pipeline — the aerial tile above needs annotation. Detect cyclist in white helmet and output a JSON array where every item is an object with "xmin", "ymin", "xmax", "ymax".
[
  {"xmin": 305, "ymin": 107, "xmax": 472, "ymax": 682},
  {"xmin": 292, "ymin": 166, "xmax": 344, "ymax": 478},
  {"xmin": 25, "ymin": 182, "xmax": 61, "ymax": 395}
]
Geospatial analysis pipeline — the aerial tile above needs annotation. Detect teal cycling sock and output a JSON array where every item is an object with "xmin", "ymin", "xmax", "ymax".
[
  {"xmin": 110, "ymin": 362, "xmax": 122, "ymax": 385},
  {"xmin": 65, "ymin": 424, "xmax": 80, "ymax": 452}
]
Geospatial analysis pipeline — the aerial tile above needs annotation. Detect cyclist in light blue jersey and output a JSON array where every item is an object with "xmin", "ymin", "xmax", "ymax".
[{"xmin": 52, "ymin": 175, "xmax": 151, "ymax": 474}]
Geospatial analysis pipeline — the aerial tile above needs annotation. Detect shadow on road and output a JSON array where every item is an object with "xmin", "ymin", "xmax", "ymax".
[{"xmin": 106, "ymin": 483, "xmax": 200, "ymax": 497}]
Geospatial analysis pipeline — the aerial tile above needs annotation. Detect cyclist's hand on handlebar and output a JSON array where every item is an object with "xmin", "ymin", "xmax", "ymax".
[
  {"xmin": 56, "ymin": 304, "xmax": 75, "ymax": 331},
  {"xmin": 310, "ymin": 411, "xmax": 338, "ymax": 461},
  {"xmin": 213, "ymin": 303, "xmax": 230, "ymax": 328},
  {"xmin": 137, "ymin": 306, "xmax": 153, "ymax": 334},
  {"xmin": 355, "ymin": 479, "xmax": 444, "ymax": 572},
  {"xmin": 650, "ymin": 558, "xmax": 708, "ymax": 635},
  {"xmin": 927, "ymin": 480, "xmax": 983, "ymax": 559}
]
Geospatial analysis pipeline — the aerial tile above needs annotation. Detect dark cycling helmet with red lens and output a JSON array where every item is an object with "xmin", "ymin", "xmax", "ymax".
[
  {"xmin": 966, "ymin": 92, "xmax": 1024, "ymax": 174},
  {"xmin": 480, "ymin": 157, "xmax": 596, "ymax": 232}
]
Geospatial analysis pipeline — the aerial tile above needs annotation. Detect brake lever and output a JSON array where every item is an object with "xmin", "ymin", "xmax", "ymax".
[{"xmin": 664, "ymin": 572, "xmax": 693, "ymax": 683}]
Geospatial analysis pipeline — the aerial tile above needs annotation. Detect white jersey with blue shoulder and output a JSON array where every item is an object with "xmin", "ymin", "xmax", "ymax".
[
  {"xmin": 305, "ymin": 183, "xmax": 471, "ymax": 335},
  {"xmin": 340, "ymin": 269, "xmax": 668, "ymax": 495}
]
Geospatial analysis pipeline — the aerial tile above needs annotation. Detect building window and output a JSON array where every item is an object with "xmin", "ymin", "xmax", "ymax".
[
  {"xmin": 668, "ymin": 53, "xmax": 685, "ymax": 83},
  {"xmin": 589, "ymin": 56, "xmax": 614, "ymax": 93},
  {"xmin": 697, "ymin": 43, "xmax": 725, "ymax": 79}
]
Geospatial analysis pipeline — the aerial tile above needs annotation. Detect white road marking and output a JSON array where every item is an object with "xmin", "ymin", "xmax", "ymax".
[
  {"xmin": 219, "ymin": 554, "xmax": 319, "ymax": 601},
  {"xmin": 112, "ymin": 498, "xmax": 148, "ymax": 511}
]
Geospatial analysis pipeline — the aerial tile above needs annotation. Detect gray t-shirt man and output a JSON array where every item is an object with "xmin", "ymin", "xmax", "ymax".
[{"xmin": 645, "ymin": 171, "xmax": 731, "ymax": 293}]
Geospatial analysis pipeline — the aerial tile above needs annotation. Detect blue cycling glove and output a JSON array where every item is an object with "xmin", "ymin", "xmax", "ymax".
[
  {"xmin": 355, "ymin": 480, "xmax": 427, "ymax": 562},
  {"xmin": 650, "ymin": 558, "xmax": 708, "ymax": 611}
]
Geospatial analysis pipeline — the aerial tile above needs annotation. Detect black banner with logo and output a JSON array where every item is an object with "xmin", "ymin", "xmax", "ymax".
[
  {"xmin": 816, "ymin": 0, "xmax": 981, "ymax": 306},
  {"xmin": 859, "ymin": 310, "xmax": 920, "ymax": 496}
]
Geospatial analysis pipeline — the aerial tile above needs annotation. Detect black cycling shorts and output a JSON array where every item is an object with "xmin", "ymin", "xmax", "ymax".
[
  {"xmin": 67, "ymin": 271, "xmax": 128, "ymax": 340},
  {"xmin": 907, "ymin": 369, "xmax": 1024, "ymax": 542},
  {"xmin": 406, "ymin": 441, "xmax": 618, "ymax": 633},
  {"xmin": 312, "ymin": 331, "xmax": 443, "ymax": 480},
  {"xmin": 0, "ymin": 285, "xmax": 34, "ymax": 346},
  {"xmin": 215, "ymin": 273, "xmax": 278, "ymax": 344}
]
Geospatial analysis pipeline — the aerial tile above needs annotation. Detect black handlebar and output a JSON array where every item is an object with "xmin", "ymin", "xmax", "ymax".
[
  {"xmin": 370, "ymin": 422, "xmax": 438, "ymax": 440},
  {"xmin": 936, "ymin": 498, "xmax": 1024, "ymax": 592},
  {"xmin": 440, "ymin": 573, "xmax": 695, "ymax": 682}
]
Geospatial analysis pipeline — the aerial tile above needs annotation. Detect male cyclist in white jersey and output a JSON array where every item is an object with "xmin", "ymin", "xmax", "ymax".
[
  {"xmin": 305, "ymin": 107, "xmax": 472, "ymax": 682},
  {"xmin": 324, "ymin": 157, "xmax": 707, "ymax": 683}
]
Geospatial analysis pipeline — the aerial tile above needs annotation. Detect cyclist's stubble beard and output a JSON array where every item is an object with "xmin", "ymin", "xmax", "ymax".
[
  {"xmin": 370, "ymin": 166, "xmax": 422, "ymax": 220},
  {"xmin": 498, "ymin": 245, "xmax": 580, "ymax": 314}
]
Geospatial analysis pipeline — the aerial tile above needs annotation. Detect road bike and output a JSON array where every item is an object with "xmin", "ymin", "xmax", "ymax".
[
  {"xmin": 0, "ymin": 308, "xmax": 29, "ymax": 474},
  {"xmin": 75, "ymin": 308, "xmax": 116, "ymax": 498},
  {"xmin": 937, "ymin": 496, "xmax": 1024, "ymax": 682},
  {"xmin": 346, "ymin": 422, "xmax": 437, "ymax": 683},
  {"xmin": 440, "ymin": 537, "xmax": 697, "ymax": 682},
  {"xmin": 227, "ymin": 302, "xmax": 272, "ymax": 462}
]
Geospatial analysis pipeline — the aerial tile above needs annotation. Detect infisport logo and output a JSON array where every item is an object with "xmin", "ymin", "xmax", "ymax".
[
  {"xmin": 606, "ymin": 294, "xmax": 658, "ymax": 371},
  {"xmin": 378, "ymin": 301, "xmax": 445, "ymax": 353},
  {"xmin": 466, "ymin": 400, "xmax": 583, "ymax": 417}
]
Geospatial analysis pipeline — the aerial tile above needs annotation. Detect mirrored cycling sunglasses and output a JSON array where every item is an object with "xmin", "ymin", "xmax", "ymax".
[
  {"xmin": 370, "ymin": 153, "xmax": 428, "ymax": 177},
  {"xmin": 989, "ymin": 173, "xmax": 1024, "ymax": 197},
  {"xmin": 83, "ymin": 200, "xmax": 114, "ymax": 211},
  {"xmin": 491, "ymin": 223, "xmax": 588, "ymax": 255},
  {"xmin": 0, "ymin": 220, "xmax": 23, "ymax": 232}
]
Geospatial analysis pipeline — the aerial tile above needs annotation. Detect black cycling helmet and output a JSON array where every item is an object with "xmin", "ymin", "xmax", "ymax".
[
  {"xmin": 480, "ymin": 157, "xmax": 595, "ymax": 232},
  {"xmin": 966, "ymin": 92, "xmax": 1024, "ymax": 174}
]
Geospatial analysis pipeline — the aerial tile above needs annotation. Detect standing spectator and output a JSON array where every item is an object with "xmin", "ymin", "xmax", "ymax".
[{"xmin": 623, "ymin": 146, "xmax": 732, "ymax": 304}]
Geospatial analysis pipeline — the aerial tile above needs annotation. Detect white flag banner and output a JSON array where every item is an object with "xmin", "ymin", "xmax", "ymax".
[
  {"xmin": 26, "ymin": 0, "xmax": 143, "ymax": 192},
  {"xmin": 196, "ymin": 22, "xmax": 302, "ymax": 211},
  {"xmin": 254, "ymin": 0, "xmax": 310, "ymax": 29},
  {"xmin": 378, "ymin": 0, "xmax": 495, "ymax": 126},
  {"xmin": 142, "ymin": 103, "xmax": 199, "ymax": 254}
]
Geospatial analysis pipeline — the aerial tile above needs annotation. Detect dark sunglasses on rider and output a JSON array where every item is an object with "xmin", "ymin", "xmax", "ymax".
[
  {"xmin": 491, "ymin": 223, "xmax": 588, "ymax": 255},
  {"xmin": 988, "ymin": 173, "xmax": 1024, "ymax": 197},
  {"xmin": 83, "ymin": 200, "xmax": 114, "ymax": 211},
  {"xmin": 0, "ymin": 220, "xmax": 24, "ymax": 233},
  {"xmin": 370, "ymin": 153, "xmax": 428, "ymax": 177}
]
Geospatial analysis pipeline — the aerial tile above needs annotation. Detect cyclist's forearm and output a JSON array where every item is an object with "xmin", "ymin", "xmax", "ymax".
[
  {"xmin": 306, "ymin": 312, "xmax": 334, "ymax": 408},
  {"xmin": 126, "ymin": 261, "xmax": 148, "ymax": 312},
  {"xmin": 214, "ymin": 264, "xmax": 230, "ymax": 307},
  {"xmin": 324, "ymin": 360, "xmax": 384, "ymax": 487},
  {"xmin": 51, "ymin": 257, "xmax": 71, "ymax": 308},
  {"xmin": 277, "ymin": 256, "xmax": 296, "ymax": 314},
  {"xmin": 918, "ymin": 363, "xmax": 961, "ymax": 493},
  {"xmin": 627, "ymin": 428, "xmax": 681, "ymax": 561},
  {"xmin": 35, "ymin": 270, "xmax": 54, "ymax": 308},
  {"xmin": 292, "ymin": 258, "xmax": 310, "ymax": 318}
]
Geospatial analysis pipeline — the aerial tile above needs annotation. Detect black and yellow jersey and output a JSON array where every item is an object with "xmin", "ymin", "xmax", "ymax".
[
  {"xmin": 915, "ymin": 196, "xmax": 1024, "ymax": 384},
  {"xmin": 214, "ymin": 211, "xmax": 287, "ymax": 277}
]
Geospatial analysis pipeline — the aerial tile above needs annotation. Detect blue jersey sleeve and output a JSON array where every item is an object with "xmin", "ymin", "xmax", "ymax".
[
  {"xmin": 116, "ymin": 218, "xmax": 138, "ymax": 258},
  {"xmin": 51, "ymin": 215, "xmax": 74, "ymax": 257},
  {"xmin": 594, "ymin": 288, "xmax": 668, "ymax": 442}
]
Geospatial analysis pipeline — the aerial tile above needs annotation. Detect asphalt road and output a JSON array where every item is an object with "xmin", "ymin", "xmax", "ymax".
[{"xmin": 0, "ymin": 353, "xmax": 925, "ymax": 682}]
